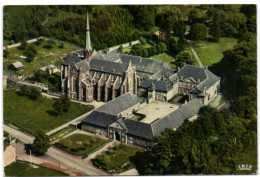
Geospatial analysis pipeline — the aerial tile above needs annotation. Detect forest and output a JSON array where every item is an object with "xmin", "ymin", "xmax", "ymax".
[{"xmin": 3, "ymin": 4, "xmax": 257, "ymax": 175}]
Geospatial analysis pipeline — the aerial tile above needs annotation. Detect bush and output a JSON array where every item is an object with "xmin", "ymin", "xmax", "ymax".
[{"xmin": 58, "ymin": 42, "xmax": 65, "ymax": 48}]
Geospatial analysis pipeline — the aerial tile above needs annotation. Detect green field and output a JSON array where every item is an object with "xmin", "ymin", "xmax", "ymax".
[
  {"xmin": 193, "ymin": 37, "xmax": 238, "ymax": 66},
  {"xmin": 4, "ymin": 89, "xmax": 92, "ymax": 134},
  {"xmin": 150, "ymin": 52, "xmax": 175, "ymax": 68},
  {"xmin": 92, "ymin": 143, "xmax": 144, "ymax": 173},
  {"xmin": 55, "ymin": 133, "xmax": 107, "ymax": 155},
  {"xmin": 49, "ymin": 125, "xmax": 77, "ymax": 142},
  {"xmin": 3, "ymin": 39, "xmax": 77, "ymax": 76},
  {"xmin": 4, "ymin": 161, "xmax": 68, "ymax": 176}
]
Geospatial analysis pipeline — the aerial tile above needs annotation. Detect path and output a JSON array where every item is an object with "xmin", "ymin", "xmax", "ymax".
[
  {"xmin": 5, "ymin": 125, "xmax": 109, "ymax": 176},
  {"xmin": 186, "ymin": 40, "xmax": 204, "ymax": 67},
  {"xmin": 119, "ymin": 168, "xmax": 139, "ymax": 175},
  {"xmin": 46, "ymin": 99, "xmax": 104, "ymax": 136}
]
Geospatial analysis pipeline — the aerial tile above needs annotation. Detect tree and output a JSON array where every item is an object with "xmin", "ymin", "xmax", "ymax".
[
  {"xmin": 159, "ymin": 42, "xmax": 167, "ymax": 52},
  {"xmin": 57, "ymin": 42, "xmax": 64, "ymax": 48},
  {"xmin": 53, "ymin": 98, "xmax": 63, "ymax": 116},
  {"xmin": 157, "ymin": 6, "xmax": 184, "ymax": 38},
  {"xmin": 25, "ymin": 50, "xmax": 35, "ymax": 63},
  {"xmin": 142, "ymin": 48, "xmax": 148, "ymax": 58},
  {"xmin": 61, "ymin": 96, "xmax": 71, "ymax": 112},
  {"xmin": 188, "ymin": 8, "xmax": 207, "ymax": 24},
  {"xmin": 117, "ymin": 45, "xmax": 123, "ymax": 53},
  {"xmin": 20, "ymin": 85, "xmax": 29, "ymax": 95},
  {"xmin": 210, "ymin": 12, "xmax": 221, "ymax": 42},
  {"xmin": 3, "ymin": 49, "xmax": 9, "ymax": 58},
  {"xmin": 177, "ymin": 37, "xmax": 185, "ymax": 52},
  {"xmin": 151, "ymin": 46, "xmax": 157, "ymax": 56},
  {"xmin": 189, "ymin": 23, "xmax": 207, "ymax": 40},
  {"xmin": 176, "ymin": 50, "xmax": 194, "ymax": 68},
  {"xmin": 156, "ymin": 44, "xmax": 162, "ymax": 54},
  {"xmin": 30, "ymin": 87, "xmax": 41, "ymax": 100},
  {"xmin": 32, "ymin": 129, "xmax": 50, "ymax": 155},
  {"xmin": 19, "ymin": 40, "xmax": 27, "ymax": 50},
  {"xmin": 139, "ymin": 37, "xmax": 146, "ymax": 45}
]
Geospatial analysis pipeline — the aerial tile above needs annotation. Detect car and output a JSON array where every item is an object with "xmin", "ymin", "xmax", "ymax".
[{"xmin": 82, "ymin": 154, "xmax": 88, "ymax": 159}]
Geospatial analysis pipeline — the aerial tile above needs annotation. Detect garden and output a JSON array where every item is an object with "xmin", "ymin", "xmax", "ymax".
[
  {"xmin": 92, "ymin": 143, "xmax": 144, "ymax": 174},
  {"xmin": 54, "ymin": 133, "xmax": 108, "ymax": 155}
]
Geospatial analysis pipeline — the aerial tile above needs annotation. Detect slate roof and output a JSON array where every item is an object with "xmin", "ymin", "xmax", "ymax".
[
  {"xmin": 82, "ymin": 111, "xmax": 118, "ymax": 128},
  {"xmin": 190, "ymin": 70, "xmax": 220, "ymax": 94},
  {"xmin": 119, "ymin": 54, "xmax": 170, "ymax": 74},
  {"xmin": 75, "ymin": 60, "xmax": 89, "ymax": 72},
  {"xmin": 149, "ymin": 68, "xmax": 176, "ymax": 80},
  {"xmin": 63, "ymin": 54, "xmax": 82, "ymax": 66},
  {"xmin": 124, "ymin": 119, "xmax": 154, "ymax": 140},
  {"xmin": 96, "ymin": 92, "xmax": 142, "ymax": 115},
  {"xmin": 177, "ymin": 65, "xmax": 207, "ymax": 82},
  {"xmin": 90, "ymin": 59, "xmax": 129, "ymax": 76},
  {"xmin": 73, "ymin": 49, "xmax": 85, "ymax": 58},
  {"xmin": 139, "ymin": 79, "xmax": 173, "ymax": 92},
  {"xmin": 151, "ymin": 98, "xmax": 203, "ymax": 136}
]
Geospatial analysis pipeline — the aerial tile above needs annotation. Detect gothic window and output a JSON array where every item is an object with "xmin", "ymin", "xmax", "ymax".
[{"xmin": 72, "ymin": 76, "xmax": 77, "ymax": 92}]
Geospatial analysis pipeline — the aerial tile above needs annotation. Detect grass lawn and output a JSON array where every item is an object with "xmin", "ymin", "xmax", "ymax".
[
  {"xmin": 236, "ymin": 146, "xmax": 257, "ymax": 174},
  {"xmin": 55, "ymin": 133, "xmax": 107, "ymax": 155},
  {"xmin": 4, "ymin": 89, "xmax": 92, "ymax": 134},
  {"xmin": 3, "ymin": 39, "xmax": 77, "ymax": 76},
  {"xmin": 4, "ymin": 161, "xmax": 68, "ymax": 176},
  {"xmin": 49, "ymin": 125, "xmax": 77, "ymax": 143},
  {"xmin": 193, "ymin": 37, "xmax": 238, "ymax": 66},
  {"xmin": 150, "ymin": 52, "xmax": 175, "ymax": 68},
  {"xmin": 92, "ymin": 143, "xmax": 144, "ymax": 174}
]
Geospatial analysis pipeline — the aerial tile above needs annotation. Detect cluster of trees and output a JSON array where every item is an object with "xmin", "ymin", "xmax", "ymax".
[
  {"xmin": 175, "ymin": 50, "xmax": 195, "ymax": 68},
  {"xmin": 126, "ymin": 41, "xmax": 167, "ymax": 58},
  {"xmin": 17, "ymin": 41, "xmax": 38, "ymax": 62},
  {"xmin": 187, "ymin": 5, "xmax": 256, "ymax": 41},
  {"xmin": 144, "ymin": 106, "xmax": 256, "ymax": 174},
  {"xmin": 19, "ymin": 85, "xmax": 41, "ymax": 100},
  {"xmin": 142, "ymin": 6, "xmax": 256, "ymax": 174},
  {"xmin": 52, "ymin": 96, "xmax": 71, "ymax": 116},
  {"xmin": 33, "ymin": 70, "xmax": 61, "ymax": 92}
]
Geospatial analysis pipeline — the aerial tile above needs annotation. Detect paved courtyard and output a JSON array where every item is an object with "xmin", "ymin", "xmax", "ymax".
[{"xmin": 138, "ymin": 100, "xmax": 179, "ymax": 123}]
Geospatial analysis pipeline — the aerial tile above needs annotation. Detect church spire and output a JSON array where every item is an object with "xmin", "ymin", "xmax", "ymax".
[{"xmin": 85, "ymin": 11, "xmax": 92, "ymax": 58}]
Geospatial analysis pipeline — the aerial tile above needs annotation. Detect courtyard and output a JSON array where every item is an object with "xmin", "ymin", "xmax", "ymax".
[{"xmin": 137, "ymin": 100, "xmax": 179, "ymax": 123}]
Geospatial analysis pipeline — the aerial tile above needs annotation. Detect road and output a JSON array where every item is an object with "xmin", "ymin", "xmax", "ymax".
[
  {"xmin": 186, "ymin": 40, "xmax": 204, "ymax": 67},
  {"xmin": 4, "ymin": 124, "xmax": 109, "ymax": 176}
]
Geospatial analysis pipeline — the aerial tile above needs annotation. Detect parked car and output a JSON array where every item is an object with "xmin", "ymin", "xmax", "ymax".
[{"xmin": 82, "ymin": 154, "xmax": 88, "ymax": 159}]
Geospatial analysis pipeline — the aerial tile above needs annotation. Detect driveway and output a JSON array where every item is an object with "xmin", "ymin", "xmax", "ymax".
[{"xmin": 186, "ymin": 40, "xmax": 204, "ymax": 67}]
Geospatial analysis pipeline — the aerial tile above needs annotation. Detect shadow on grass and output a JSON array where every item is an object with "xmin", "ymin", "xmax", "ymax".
[
  {"xmin": 46, "ymin": 110, "xmax": 58, "ymax": 116},
  {"xmin": 129, "ymin": 151, "xmax": 149, "ymax": 175}
]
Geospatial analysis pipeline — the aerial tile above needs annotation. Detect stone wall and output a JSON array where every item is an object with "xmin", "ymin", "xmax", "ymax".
[{"xmin": 82, "ymin": 124, "xmax": 108, "ymax": 137}]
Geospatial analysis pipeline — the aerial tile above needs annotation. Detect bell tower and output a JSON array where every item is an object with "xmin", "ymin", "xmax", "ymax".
[{"xmin": 84, "ymin": 11, "xmax": 92, "ymax": 58}]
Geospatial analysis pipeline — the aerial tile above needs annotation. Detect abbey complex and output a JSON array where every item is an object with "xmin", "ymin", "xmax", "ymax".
[{"xmin": 61, "ymin": 13, "xmax": 221, "ymax": 148}]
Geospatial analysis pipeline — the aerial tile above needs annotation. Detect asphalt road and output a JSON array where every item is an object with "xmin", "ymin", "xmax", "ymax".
[{"xmin": 4, "ymin": 124, "xmax": 109, "ymax": 176}]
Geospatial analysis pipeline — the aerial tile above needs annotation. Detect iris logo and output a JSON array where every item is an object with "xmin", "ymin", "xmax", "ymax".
[{"xmin": 238, "ymin": 164, "xmax": 252, "ymax": 171}]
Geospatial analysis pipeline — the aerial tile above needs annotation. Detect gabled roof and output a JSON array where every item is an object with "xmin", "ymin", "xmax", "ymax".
[
  {"xmin": 139, "ymin": 79, "xmax": 173, "ymax": 92},
  {"xmin": 75, "ymin": 60, "xmax": 89, "ymax": 72},
  {"xmin": 124, "ymin": 119, "xmax": 154, "ymax": 140},
  {"xmin": 197, "ymin": 70, "xmax": 220, "ymax": 91},
  {"xmin": 90, "ymin": 59, "xmax": 128, "ymax": 76},
  {"xmin": 82, "ymin": 111, "xmax": 118, "ymax": 128},
  {"xmin": 63, "ymin": 54, "xmax": 82, "ymax": 66},
  {"xmin": 177, "ymin": 65, "xmax": 207, "ymax": 82},
  {"xmin": 151, "ymin": 98, "xmax": 203, "ymax": 136},
  {"xmin": 119, "ymin": 54, "xmax": 170, "ymax": 74},
  {"xmin": 149, "ymin": 68, "xmax": 176, "ymax": 80},
  {"xmin": 96, "ymin": 92, "xmax": 142, "ymax": 115}
]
